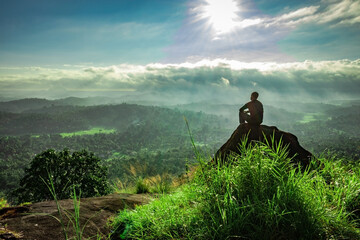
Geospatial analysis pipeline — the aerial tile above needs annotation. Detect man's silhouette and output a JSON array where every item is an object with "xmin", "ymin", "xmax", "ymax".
[{"xmin": 239, "ymin": 92, "xmax": 263, "ymax": 126}]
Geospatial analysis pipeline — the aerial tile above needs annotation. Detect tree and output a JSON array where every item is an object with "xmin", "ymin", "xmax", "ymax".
[{"xmin": 14, "ymin": 149, "xmax": 110, "ymax": 203}]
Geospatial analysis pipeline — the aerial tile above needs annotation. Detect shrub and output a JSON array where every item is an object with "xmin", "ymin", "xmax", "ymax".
[
  {"xmin": 0, "ymin": 197, "xmax": 9, "ymax": 209},
  {"xmin": 14, "ymin": 149, "xmax": 110, "ymax": 203},
  {"xmin": 135, "ymin": 177, "xmax": 150, "ymax": 194},
  {"xmin": 150, "ymin": 174, "xmax": 173, "ymax": 194}
]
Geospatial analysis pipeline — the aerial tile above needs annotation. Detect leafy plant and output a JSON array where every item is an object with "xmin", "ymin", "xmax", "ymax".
[{"xmin": 14, "ymin": 149, "xmax": 110, "ymax": 203}]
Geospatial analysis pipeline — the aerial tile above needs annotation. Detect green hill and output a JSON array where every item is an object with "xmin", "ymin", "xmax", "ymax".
[{"xmin": 111, "ymin": 142, "xmax": 360, "ymax": 239}]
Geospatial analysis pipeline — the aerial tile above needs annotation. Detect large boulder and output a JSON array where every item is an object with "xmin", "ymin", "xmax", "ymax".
[
  {"xmin": 215, "ymin": 123, "xmax": 312, "ymax": 167},
  {"xmin": 0, "ymin": 193, "xmax": 151, "ymax": 240}
]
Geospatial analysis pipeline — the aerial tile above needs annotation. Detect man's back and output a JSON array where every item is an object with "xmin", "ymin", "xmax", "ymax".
[
  {"xmin": 246, "ymin": 99, "xmax": 263, "ymax": 125},
  {"xmin": 239, "ymin": 92, "xmax": 264, "ymax": 126}
]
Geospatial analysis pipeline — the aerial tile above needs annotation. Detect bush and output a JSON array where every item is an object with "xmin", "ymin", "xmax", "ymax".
[
  {"xmin": 150, "ymin": 174, "xmax": 173, "ymax": 194},
  {"xmin": 135, "ymin": 177, "xmax": 150, "ymax": 194},
  {"xmin": 0, "ymin": 197, "xmax": 9, "ymax": 209},
  {"xmin": 14, "ymin": 149, "xmax": 110, "ymax": 203}
]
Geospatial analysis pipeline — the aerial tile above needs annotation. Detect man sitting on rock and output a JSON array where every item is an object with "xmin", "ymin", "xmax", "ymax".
[{"xmin": 239, "ymin": 92, "xmax": 263, "ymax": 126}]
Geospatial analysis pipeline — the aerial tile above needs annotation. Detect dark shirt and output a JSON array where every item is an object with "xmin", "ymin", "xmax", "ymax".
[{"xmin": 240, "ymin": 99, "xmax": 264, "ymax": 125}]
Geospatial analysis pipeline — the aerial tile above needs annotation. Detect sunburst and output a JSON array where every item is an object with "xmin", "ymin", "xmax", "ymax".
[{"xmin": 197, "ymin": 0, "xmax": 240, "ymax": 35}]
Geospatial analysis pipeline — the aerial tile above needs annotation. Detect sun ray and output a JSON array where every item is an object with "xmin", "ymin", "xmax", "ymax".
[{"xmin": 197, "ymin": 0, "xmax": 241, "ymax": 35}]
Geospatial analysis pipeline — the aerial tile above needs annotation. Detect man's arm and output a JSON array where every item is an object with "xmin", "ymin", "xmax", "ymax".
[{"xmin": 239, "ymin": 103, "xmax": 248, "ymax": 112}]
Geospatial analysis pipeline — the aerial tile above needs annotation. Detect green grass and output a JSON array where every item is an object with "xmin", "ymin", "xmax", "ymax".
[
  {"xmin": 298, "ymin": 113, "xmax": 325, "ymax": 123},
  {"xmin": 112, "ymin": 175, "xmax": 174, "ymax": 195},
  {"xmin": 111, "ymin": 142, "xmax": 360, "ymax": 240},
  {"xmin": 30, "ymin": 127, "xmax": 116, "ymax": 138},
  {"xmin": 0, "ymin": 197, "xmax": 9, "ymax": 209},
  {"xmin": 60, "ymin": 127, "xmax": 116, "ymax": 137}
]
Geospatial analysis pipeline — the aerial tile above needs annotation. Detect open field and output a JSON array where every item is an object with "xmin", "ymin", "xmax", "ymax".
[
  {"xmin": 298, "ymin": 113, "xmax": 326, "ymax": 123},
  {"xmin": 60, "ymin": 127, "xmax": 116, "ymax": 137}
]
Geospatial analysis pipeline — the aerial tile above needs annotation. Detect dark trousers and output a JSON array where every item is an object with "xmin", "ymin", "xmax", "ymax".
[
  {"xmin": 239, "ymin": 111, "xmax": 251, "ymax": 124},
  {"xmin": 239, "ymin": 111, "xmax": 261, "ymax": 125}
]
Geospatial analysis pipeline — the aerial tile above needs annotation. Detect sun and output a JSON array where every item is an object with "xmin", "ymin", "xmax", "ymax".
[{"xmin": 199, "ymin": 0, "xmax": 240, "ymax": 35}]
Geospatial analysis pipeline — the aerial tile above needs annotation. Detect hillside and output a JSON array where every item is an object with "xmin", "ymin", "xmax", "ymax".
[
  {"xmin": 1, "ymin": 143, "xmax": 359, "ymax": 240},
  {"xmin": 1, "ymin": 123, "xmax": 359, "ymax": 239},
  {"xmin": 1, "ymin": 99, "xmax": 360, "ymax": 201},
  {"xmin": 0, "ymin": 97, "xmax": 118, "ymax": 113},
  {"xmin": 0, "ymin": 102, "xmax": 226, "ymax": 136},
  {"xmin": 110, "ymin": 142, "xmax": 360, "ymax": 239},
  {"xmin": 0, "ymin": 98, "xmax": 359, "ymax": 239},
  {"xmin": 0, "ymin": 102, "xmax": 230, "ymax": 200}
]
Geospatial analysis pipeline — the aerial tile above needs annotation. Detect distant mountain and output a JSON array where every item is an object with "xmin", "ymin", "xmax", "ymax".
[
  {"xmin": 53, "ymin": 96, "xmax": 117, "ymax": 106},
  {"xmin": 0, "ymin": 103, "xmax": 225, "ymax": 136},
  {"xmin": 328, "ymin": 99, "xmax": 360, "ymax": 106},
  {"xmin": 0, "ymin": 97, "xmax": 119, "ymax": 113},
  {"xmin": 0, "ymin": 98, "xmax": 52, "ymax": 113}
]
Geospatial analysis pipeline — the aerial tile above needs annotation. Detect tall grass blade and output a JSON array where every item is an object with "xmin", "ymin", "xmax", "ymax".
[{"xmin": 40, "ymin": 172, "xmax": 68, "ymax": 240}]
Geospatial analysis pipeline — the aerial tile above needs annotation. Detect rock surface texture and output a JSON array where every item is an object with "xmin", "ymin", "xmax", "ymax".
[
  {"xmin": 0, "ymin": 193, "xmax": 150, "ymax": 240},
  {"xmin": 215, "ymin": 123, "xmax": 313, "ymax": 167}
]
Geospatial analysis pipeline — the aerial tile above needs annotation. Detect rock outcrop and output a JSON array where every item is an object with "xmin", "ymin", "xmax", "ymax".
[
  {"xmin": 215, "ymin": 123, "xmax": 312, "ymax": 167},
  {"xmin": 0, "ymin": 193, "xmax": 151, "ymax": 240}
]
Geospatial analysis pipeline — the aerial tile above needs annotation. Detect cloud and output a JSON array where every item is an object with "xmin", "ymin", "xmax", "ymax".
[
  {"xmin": 317, "ymin": 0, "xmax": 360, "ymax": 26},
  {"xmin": 232, "ymin": 0, "xmax": 360, "ymax": 30},
  {"xmin": 0, "ymin": 59, "xmax": 359, "ymax": 103}
]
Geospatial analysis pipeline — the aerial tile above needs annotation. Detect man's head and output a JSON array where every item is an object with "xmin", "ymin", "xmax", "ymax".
[{"xmin": 251, "ymin": 92, "xmax": 259, "ymax": 101}]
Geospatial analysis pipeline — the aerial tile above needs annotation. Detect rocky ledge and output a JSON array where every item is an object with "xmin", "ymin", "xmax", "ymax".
[
  {"xmin": 215, "ymin": 123, "xmax": 313, "ymax": 167},
  {"xmin": 0, "ymin": 193, "xmax": 151, "ymax": 240}
]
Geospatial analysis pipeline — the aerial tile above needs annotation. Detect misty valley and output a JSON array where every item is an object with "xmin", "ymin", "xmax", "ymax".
[
  {"xmin": 1, "ymin": 97, "xmax": 359, "ymax": 199},
  {"xmin": 0, "ymin": 97, "xmax": 359, "ymax": 239}
]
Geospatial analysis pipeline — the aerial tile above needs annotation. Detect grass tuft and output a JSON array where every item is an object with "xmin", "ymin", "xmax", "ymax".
[
  {"xmin": 135, "ymin": 177, "xmax": 150, "ymax": 194},
  {"xmin": 111, "ymin": 141, "xmax": 360, "ymax": 240}
]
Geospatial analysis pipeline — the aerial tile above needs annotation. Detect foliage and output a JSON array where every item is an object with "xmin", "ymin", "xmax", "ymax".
[
  {"xmin": 135, "ymin": 177, "xmax": 150, "ymax": 194},
  {"xmin": 288, "ymin": 104, "xmax": 360, "ymax": 160},
  {"xmin": 0, "ymin": 197, "xmax": 9, "ymax": 209},
  {"xmin": 149, "ymin": 174, "xmax": 173, "ymax": 194},
  {"xmin": 135, "ymin": 174, "xmax": 173, "ymax": 194},
  {"xmin": 0, "ymin": 104, "xmax": 226, "ymax": 198},
  {"xmin": 13, "ymin": 149, "xmax": 110, "ymax": 203},
  {"xmin": 1, "ymin": 101, "xmax": 359, "ymax": 205},
  {"xmin": 111, "ymin": 143, "xmax": 360, "ymax": 240},
  {"xmin": 0, "ymin": 103, "xmax": 224, "ymax": 136}
]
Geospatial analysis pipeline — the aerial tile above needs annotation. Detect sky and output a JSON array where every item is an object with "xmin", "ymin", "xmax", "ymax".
[{"xmin": 0, "ymin": 0, "xmax": 359, "ymax": 103}]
